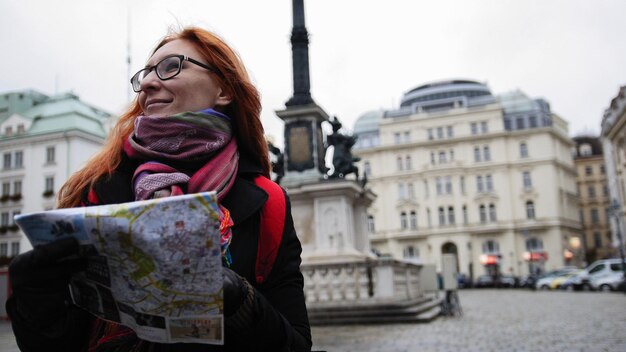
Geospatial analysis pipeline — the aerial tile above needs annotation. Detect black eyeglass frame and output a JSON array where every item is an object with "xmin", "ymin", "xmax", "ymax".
[{"xmin": 130, "ymin": 54, "xmax": 221, "ymax": 93}]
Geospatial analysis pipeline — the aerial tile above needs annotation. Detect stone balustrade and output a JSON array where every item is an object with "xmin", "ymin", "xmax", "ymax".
[{"xmin": 301, "ymin": 258, "xmax": 425, "ymax": 306}]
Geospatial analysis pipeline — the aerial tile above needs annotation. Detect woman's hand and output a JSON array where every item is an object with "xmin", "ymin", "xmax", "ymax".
[{"xmin": 8, "ymin": 237, "xmax": 87, "ymax": 328}]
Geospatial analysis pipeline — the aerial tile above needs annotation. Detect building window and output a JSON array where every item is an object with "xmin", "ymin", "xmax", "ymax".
[
  {"xmin": 476, "ymin": 175, "xmax": 484, "ymax": 193},
  {"xmin": 580, "ymin": 144, "xmax": 592, "ymax": 156},
  {"xmin": 489, "ymin": 204, "xmax": 497, "ymax": 222},
  {"xmin": 424, "ymin": 180, "xmax": 429, "ymax": 198},
  {"xmin": 403, "ymin": 131, "xmax": 411, "ymax": 143},
  {"xmin": 0, "ymin": 243, "xmax": 7, "ymax": 257},
  {"xmin": 603, "ymin": 184, "xmax": 609, "ymax": 197},
  {"xmin": 430, "ymin": 152, "xmax": 435, "ymax": 164},
  {"xmin": 591, "ymin": 208, "xmax": 599, "ymax": 224},
  {"xmin": 516, "ymin": 116, "xmax": 525, "ymax": 129},
  {"xmin": 394, "ymin": 132, "xmax": 401, "ymax": 145},
  {"xmin": 405, "ymin": 155, "xmax": 412, "ymax": 170},
  {"xmin": 600, "ymin": 165, "xmax": 605, "ymax": 174},
  {"xmin": 364, "ymin": 161, "xmax": 371, "ymax": 176},
  {"xmin": 529, "ymin": 116, "xmax": 537, "ymax": 128},
  {"xmin": 588, "ymin": 185, "xmax": 596, "ymax": 198},
  {"xmin": 367, "ymin": 215, "xmax": 375, "ymax": 233},
  {"xmin": 438, "ymin": 151, "xmax": 447, "ymax": 164},
  {"xmin": 520, "ymin": 143, "xmax": 528, "ymax": 158},
  {"xmin": 45, "ymin": 176, "xmax": 55, "ymax": 192},
  {"xmin": 486, "ymin": 174, "xmax": 493, "ymax": 192},
  {"xmin": 46, "ymin": 146, "xmax": 56, "ymax": 164},
  {"xmin": 17, "ymin": 124, "xmax": 25, "ymax": 134},
  {"xmin": 504, "ymin": 118, "xmax": 511, "ymax": 130},
  {"xmin": 436, "ymin": 177, "xmax": 443, "ymax": 195},
  {"xmin": 13, "ymin": 180, "xmax": 21, "ymax": 195},
  {"xmin": 3, "ymin": 153, "xmax": 11, "ymax": 169},
  {"xmin": 410, "ymin": 211, "xmax": 417, "ymax": 229},
  {"xmin": 482, "ymin": 240, "xmax": 500, "ymax": 254},
  {"xmin": 526, "ymin": 201, "xmax": 536, "ymax": 219},
  {"xmin": 4, "ymin": 126, "xmax": 13, "ymax": 136},
  {"xmin": 0, "ymin": 212, "xmax": 9, "ymax": 226},
  {"xmin": 437, "ymin": 127, "xmax": 444, "ymax": 139},
  {"xmin": 480, "ymin": 121, "xmax": 488, "ymax": 134},
  {"xmin": 403, "ymin": 245, "xmax": 419, "ymax": 259},
  {"xmin": 585, "ymin": 166, "xmax": 592, "ymax": 176},
  {"xmin": 445, "ymin": 176, "xmax": 452, "ymax": 194},
  {"xmin": 400, "ymin": 212, "xmax": 408, "ymax": 230},
  {"xmin": 1, "ymin": 182, "xmax": 9, "ymax": 197},
  {"xmin": 427, "ymin": 128, "xmax": 434, "ymax": 140},
  {"xmin": 10, "ymin": 242, "xmax": 20, "ymax": 256},
  {"xmin": 471, "ymin": 122, "xmax": 478, "ymax": 135},
  {"xmin": 449, "ymin": 149, "xmax": 455, "ymax": 161},
  {"xmin": 474, "ymin": 147, "xmax": 481, "ymax": 162},
  {"xmin": 396, "ymin": 156, "xmax": 403, "ymax": 171},
  {"xmin": 427, "ymin": 208, "xmax": 432, "ymax": 228},
  {"xmin": 483, "ymin": 146, "xmax": 491, "ymax": 161},
  {"xmin": 462, "ymin": 205, "xmax": 468, "ymax": 224},
  {"xmin": 526, "ymin": 237, "xmax": 543, "ymax": 251},
  {"xmin": 523, "ymin": 171, "xmax": 532, "ymax": 189},
  {"xmin": 447, "ymin": 126, "xmax": 453, "ymax": 138},
  {"xmin": 398, "ymin": 183, "xmax": 407, "ymax": 200},
  {"xmin": 460, "ymin": 176, "xmax": 466, "ymax": 194},
  {"xmin": 438, "ymin": 207, "xmax": 445, "ymax": 226},
  {"xmin": 408, "ymin": 183, "xmax": 415, "ymax": 199},
  {"xmin": 448, "ymin": 206, "xmax": 455, "ymax": 224},
  {"xmin": 479, "ymin": 205, "xmax": 487, "ymax": 223},
  {"xmin": 14, "ymin": 151, "xmax": 23, "ymax": 168}
]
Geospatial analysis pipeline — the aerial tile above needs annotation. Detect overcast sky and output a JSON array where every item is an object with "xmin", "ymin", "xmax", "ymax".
[{"xmin": 1, "ymin": 0, "xmax": 625, "ymax": 147}]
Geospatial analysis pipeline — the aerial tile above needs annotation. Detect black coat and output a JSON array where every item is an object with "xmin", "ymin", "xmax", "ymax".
[{"xmin": 8, "ymin": 155, "xmax": 311, "ymax": 352}]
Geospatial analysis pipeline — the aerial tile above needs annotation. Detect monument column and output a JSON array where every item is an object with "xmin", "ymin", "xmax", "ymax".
[{"xmin": 277, "ymin": 0, "xmax": 328, "ymax": 188}]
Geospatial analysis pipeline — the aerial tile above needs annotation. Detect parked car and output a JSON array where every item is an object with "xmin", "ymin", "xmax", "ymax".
[
  {"xmin": 560, "ymin": 270, "xmax": 586, "ymax": 291},
  {"xmin": 571, "ymin": 259, "xmax": 626, "ymax": 291},
  {"xmin": 534, "ymin": 268, "xmax": 580, "ymax": 290},
  {"xmin": 550, "ymin": 271, "xmax": 581, "ymax": 290},
  {"xmin": 591, "ymin": 272, "xmax": 626, "ymax": 292},
  {"xmin": 498, "ymin": 275, "xmax": 518, "ymax": 288},
  {"xmin": 474, "ymin": 275, "xmax": 495, "ymax": 288}
]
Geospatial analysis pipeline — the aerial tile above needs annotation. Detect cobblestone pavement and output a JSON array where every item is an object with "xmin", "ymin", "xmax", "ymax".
[
  {"xmin": 311, "ymin": 289, "xmax": 626, "ymax": 352},
  {"xmin": 0, "ymin": 289, "xmax": 624, "ymax": 351}
]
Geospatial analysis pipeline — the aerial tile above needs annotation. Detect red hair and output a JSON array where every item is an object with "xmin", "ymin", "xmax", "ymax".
[{"xmin": 58, "ymin": 27, "xmax": 270, "ymax": 208}]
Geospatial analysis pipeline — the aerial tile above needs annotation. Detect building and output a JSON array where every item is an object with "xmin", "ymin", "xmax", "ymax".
[
  {"xmin": 0, "ymin": 90, "xmax": 110, "ymax": 260},
  {"xmin": 600, "ymin": 85, "xmax": 626, "ymax": 258},
  {"xmin": 572, "ymin": 136, "xmax": 613, "ymax": 262},
  {"xmin": 353, "ymin": 80, "xmax": 581, "ymax": 280}
]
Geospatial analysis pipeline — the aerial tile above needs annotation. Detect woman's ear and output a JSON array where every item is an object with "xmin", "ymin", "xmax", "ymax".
[{"xmin": 215, "ymin": 88, "xmax": 232, "ymax": 107}]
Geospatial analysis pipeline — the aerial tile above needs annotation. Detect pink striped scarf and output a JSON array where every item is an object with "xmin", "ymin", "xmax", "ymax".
[{"xmin": 123, "ymin": 108, "xmax": 239, "ymax": 201}]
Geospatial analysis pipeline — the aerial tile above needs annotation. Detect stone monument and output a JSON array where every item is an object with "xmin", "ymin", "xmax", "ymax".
[{"xmin": 276, "ymin": 0, "xmax": 441, "ymax": 324}]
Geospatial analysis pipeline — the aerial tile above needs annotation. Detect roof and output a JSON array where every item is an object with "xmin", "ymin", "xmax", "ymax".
[{"xmin": 353, "ymin": 109, "xmax": 384, "ymax": 135}]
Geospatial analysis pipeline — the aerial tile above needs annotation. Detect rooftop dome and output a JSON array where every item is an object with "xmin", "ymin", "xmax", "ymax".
[
  {"xmin": 400, "ymin": 79, "xmax": 492, "ymax": 108},
  {"xmin": 353, "ymin": 109, "xmax": 384, "ymax": 135}
]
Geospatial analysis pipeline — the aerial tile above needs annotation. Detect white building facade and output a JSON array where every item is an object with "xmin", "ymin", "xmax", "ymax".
[
  {"xmin": 353, "ymin": 80, "xmax": 581, "ymax": 280},
  {"xmin": 0, "ymin": 90, "xmax": 110, "ymax": 259}
]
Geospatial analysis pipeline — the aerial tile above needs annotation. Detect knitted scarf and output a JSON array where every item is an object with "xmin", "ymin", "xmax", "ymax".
[{"xmin": 89, "ymin": 108, "xmax": 237, "ymax": 352}]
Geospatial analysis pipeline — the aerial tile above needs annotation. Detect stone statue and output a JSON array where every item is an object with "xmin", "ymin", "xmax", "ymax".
[
  {"xmin": 326, "ymin": 116, "xmax": 360, "ymax": 179},
  {"xmin": 268, "ymin": 141, "xmax": 285, "ymax": 184}
]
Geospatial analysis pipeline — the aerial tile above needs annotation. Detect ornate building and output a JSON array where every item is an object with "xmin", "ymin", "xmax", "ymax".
[
  {"xmin": 600, "ymin": 85, "xmax": 626, "ymax": 259},
  {"xmin": 353, "ymin": 80, "xmax": 582, "ymax": 280},
  {"xmin": 572, "ymin": 136, "xmax": 613, "ymax": 263},
  {"xmin": 0, "ymin": 90, "xmax": 110, "ymax": 260}
]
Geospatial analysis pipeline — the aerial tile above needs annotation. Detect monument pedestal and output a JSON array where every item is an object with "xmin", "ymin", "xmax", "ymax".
[{"xmin": 286, "ymin": 179, "xmax": 376, "ymax": 264}]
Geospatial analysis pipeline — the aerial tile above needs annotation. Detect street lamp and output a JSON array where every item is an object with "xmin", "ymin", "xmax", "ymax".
[{"xmin": 609, "ymin": 198, "xmax": 626, "ymax": 293}]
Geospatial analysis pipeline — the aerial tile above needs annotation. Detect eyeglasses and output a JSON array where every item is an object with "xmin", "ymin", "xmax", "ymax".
[{"xmin": 130, "ymin": 54, "xmax": 220, "ymax": 92}]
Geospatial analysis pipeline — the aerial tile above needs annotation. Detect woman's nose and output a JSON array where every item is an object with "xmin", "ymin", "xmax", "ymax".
[{"xmin": 139, "ymin": 70, "xmax": 161, "ymax": 91}]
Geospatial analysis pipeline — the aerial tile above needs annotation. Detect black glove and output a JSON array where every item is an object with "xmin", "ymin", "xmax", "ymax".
[
  {"xmin": 7, "ymin": 237, "xmax": 87, "ymax": 328},
  {"xmin": 223, "ymin": 267, "xmax": 256, "ymax": 330}
]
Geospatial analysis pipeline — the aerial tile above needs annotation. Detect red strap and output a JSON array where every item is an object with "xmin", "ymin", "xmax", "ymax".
[{"xmin": 254, "ymin": 176, "xmax": 286, "ymax": 284}]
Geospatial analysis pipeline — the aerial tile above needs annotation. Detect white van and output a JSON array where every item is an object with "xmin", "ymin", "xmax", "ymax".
[{"xmin": 571, "ymin": 259, "xmax": 625, "ymax": 291}]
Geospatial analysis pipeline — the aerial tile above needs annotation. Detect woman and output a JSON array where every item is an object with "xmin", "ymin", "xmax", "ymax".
[{"xmin": 7, "ymin": 27, "xmax": 311, "ymax": 352}]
